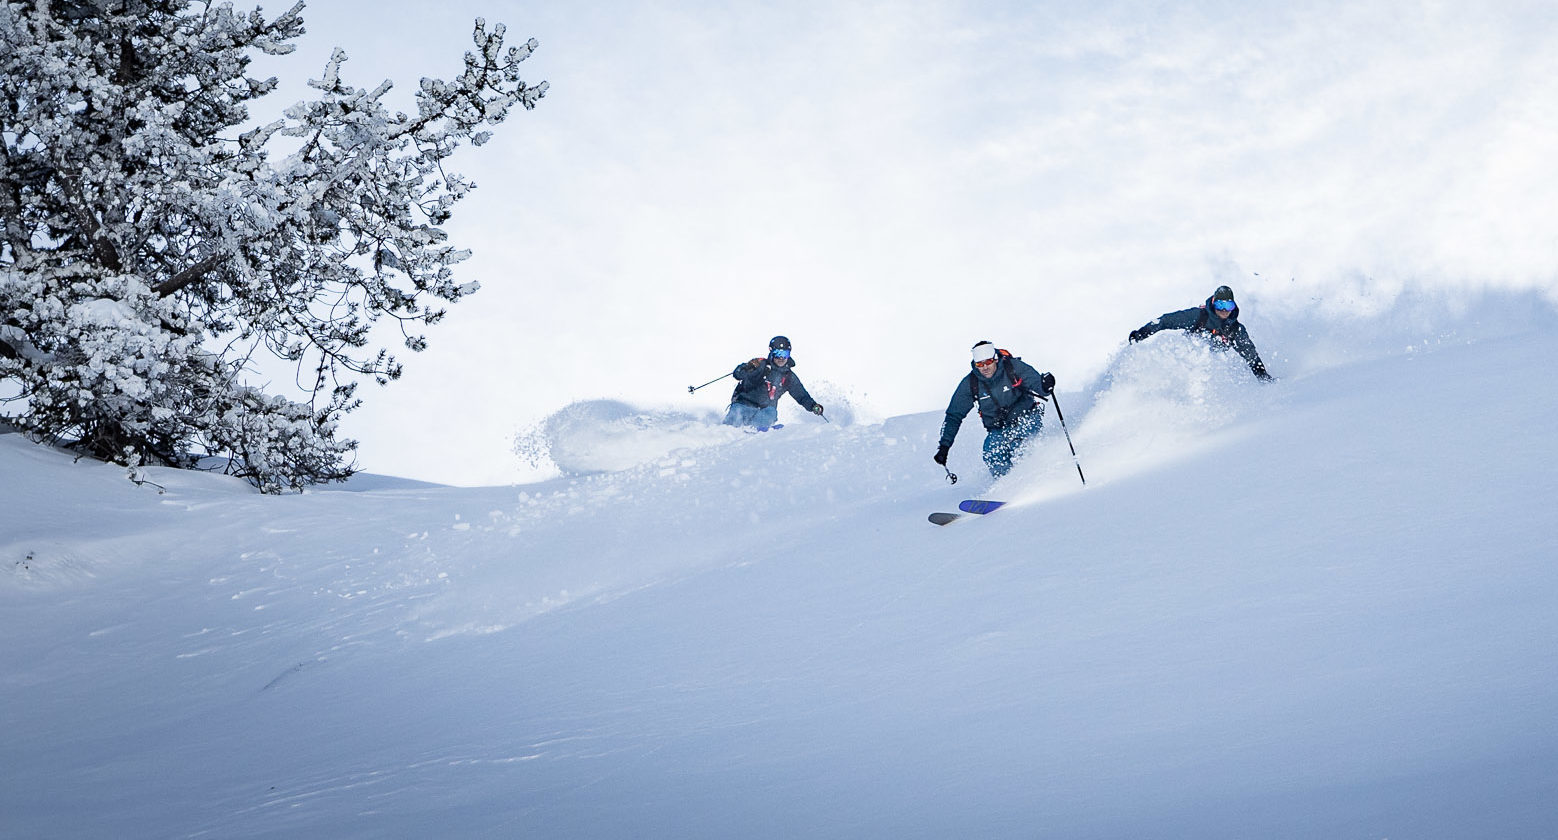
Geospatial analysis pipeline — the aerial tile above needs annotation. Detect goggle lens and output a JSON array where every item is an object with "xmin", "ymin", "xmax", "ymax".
[
  {"xmin": 1213, "ymin": 299, "xmax": 1236, "ymax": 312},
  {"xmin": 771, "ymin": 348, "xmax": 790, "ymax": 359}
]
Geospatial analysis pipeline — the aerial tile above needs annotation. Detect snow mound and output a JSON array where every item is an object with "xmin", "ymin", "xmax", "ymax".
[
  {"xmin": 513, "ymin": 399, "xmax": 746, "ymax": 476},
  {"xmin": 1257, "ymin": 285, "xmax": 1557, "ymax": 378}
]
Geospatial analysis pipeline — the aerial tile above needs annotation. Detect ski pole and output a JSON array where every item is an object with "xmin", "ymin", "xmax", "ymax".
[
  {"xmin": 1049, "ymin": 393, "xmax": 1086, "ymax": 486},
  {"xmin": 688, "ymin": 372, "xmax": 729, "ymax": 394},
  {"xmin": 942, "ymin": 464, "xmax": 957, "ymax": 485}
]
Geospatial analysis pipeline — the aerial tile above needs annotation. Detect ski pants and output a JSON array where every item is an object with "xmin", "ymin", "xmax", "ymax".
[
  {"xmin": 724, "ymin": 401, "xmax": 779, "ymax": 430},
  {"xmin": 982, "ymin": 414, "xmax": 1042, "ymax": 478}
]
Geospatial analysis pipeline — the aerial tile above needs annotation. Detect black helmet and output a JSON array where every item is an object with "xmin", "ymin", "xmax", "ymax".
[
  {"xmin": 769, "ymin": 335, "xmax": 791, "ymax": 352},
  {"xmin": 1213, "ymin": 285, "xmax": 1235, "ymax": 302}
]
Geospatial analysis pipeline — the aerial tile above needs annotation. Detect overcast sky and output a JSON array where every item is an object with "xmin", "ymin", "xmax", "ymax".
[{"xmin": 259, "ymin": 0, "xmax": 1557, "ymax": 485}]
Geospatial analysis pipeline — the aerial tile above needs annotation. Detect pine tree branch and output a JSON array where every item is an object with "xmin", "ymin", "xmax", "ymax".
[{"xmin": 153, "ymin": 253, "xmax": 226, "ymax": 297}]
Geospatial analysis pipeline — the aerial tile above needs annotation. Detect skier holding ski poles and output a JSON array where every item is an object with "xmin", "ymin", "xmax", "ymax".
[
  {"xmin": 721, "ymin": 335, "xmax": 825, "ymax": 431},
  {"xmin": 934, "ymin": 341, "xmax": 1055, "ymax": 479}
]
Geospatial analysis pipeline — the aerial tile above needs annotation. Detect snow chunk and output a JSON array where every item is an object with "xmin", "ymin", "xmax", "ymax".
[{"xmin": 514, "ymin": 400, "xmax": 743, "ymax": 476}]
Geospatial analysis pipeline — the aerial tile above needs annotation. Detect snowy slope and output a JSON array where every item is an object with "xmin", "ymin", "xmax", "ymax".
[{"xmin": 3, "ymin": 305, "xmax": 1557, "ymax": 839}]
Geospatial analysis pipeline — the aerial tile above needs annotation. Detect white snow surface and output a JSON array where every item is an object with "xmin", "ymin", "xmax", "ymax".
[{"xmin": 4, "ymin": 296, "xmax": 1558, "ymax": 838}]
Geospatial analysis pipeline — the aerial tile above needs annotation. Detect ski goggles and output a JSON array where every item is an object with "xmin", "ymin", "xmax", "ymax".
[
  {"xmin": 771, "ymin": 348, "xmax": 791, "ymax": 359},
  {"xmin": 1212, "ymin": 299, "xmax": 1236, "ymax": 312}
]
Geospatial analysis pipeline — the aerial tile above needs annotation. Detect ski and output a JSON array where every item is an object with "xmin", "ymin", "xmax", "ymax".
[
  {"xmin": 958, "ymin": 499, "xmax": 1006, "ymax": 515},
  {"xmin": 931, "ymin": 500, "xmax": 1007, "ymax": 526}
]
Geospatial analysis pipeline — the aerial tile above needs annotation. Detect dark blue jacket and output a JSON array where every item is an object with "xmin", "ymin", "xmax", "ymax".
[
  {"xmin": 1135, "ymin": 294, "xmax": 1270, "ymax": 378},
  {"xmin": 730, "ymin": 355, "xmax": 818, "ymax": 412},
  {"xmin": 938, "ymin": 351, "xmax": 1051, "ymax": 448}
]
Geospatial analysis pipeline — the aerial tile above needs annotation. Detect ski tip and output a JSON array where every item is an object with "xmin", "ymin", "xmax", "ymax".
[{"xmin": 928, "ymin": 512, "xmax": 962, "ymax": 526}]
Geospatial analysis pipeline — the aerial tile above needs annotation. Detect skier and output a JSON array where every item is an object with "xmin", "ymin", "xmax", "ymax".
[
  {"xmin": 723, "ymin": 335, "xmax": 825, "ymax": 430},
  {"xmin": 934, "ymin": 341, "xmax": 1055, "ymax": 479},
  {"xmin": 1128, "ymin": 285, "xmax": 1274, "ymax": 380}
]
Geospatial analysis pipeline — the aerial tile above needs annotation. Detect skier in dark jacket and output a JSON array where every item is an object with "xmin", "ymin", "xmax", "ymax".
[
  {"xmin": 723, "ymin": 335, "xmax": 825, "ymax": 430},
  {"xmin": 934, "ymin": 341, "xmax": 1055, "ymax": 478},
  {"xmin": 1128, "ymin": 285, "xmax": 1273, "ymax": 380}
]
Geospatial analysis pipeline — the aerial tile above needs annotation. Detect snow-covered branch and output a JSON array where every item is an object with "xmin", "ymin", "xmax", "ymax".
[{"xmin": 0, "ymin": 0, "xmax": 546, "ymax": 490}]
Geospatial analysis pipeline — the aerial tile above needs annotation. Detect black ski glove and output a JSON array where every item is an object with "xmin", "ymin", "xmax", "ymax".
[
  {"xmin": 1040, "ymin": 372, "xmax": 1056, "ymax": 394},
  {"xmin": 933, "ymin": 444, "xmax": 950, "ymax": 466},
  {"xmin": 811, "ymin": 403, "xmax": 825, "ymax": 415},
  {"xmin": 1252, "ymin": 362, "xmax": 1274, "ymax": 382},
  {"xmin": 1128, "ymin": 328, "xmax": 1148, "ymax": 343}
]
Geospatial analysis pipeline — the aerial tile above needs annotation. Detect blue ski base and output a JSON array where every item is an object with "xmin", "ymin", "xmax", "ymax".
[{"xmin": 958, "ymin": 499, "xmax": 1006, "ymax": 515}]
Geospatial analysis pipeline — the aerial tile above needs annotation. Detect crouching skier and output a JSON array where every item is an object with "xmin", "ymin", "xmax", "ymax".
[
  {"xmin": 933, "ymin": 341, "xmax": 1055, "ymax": 479},
  {"xmin": 723, "ymin": 335, "xmax": 825, "ymax": 430},
  {"xmin": 1128, "ymin": 285, "xmax": 1273, "ymax": 381}
]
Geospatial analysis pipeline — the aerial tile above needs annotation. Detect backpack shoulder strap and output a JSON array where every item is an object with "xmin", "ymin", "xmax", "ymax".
[{"xmin": 997, "ymin": 349, "xmax": 1023, "ymax": 389}]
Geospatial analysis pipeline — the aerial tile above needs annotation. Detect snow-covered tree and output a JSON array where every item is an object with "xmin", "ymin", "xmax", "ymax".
[{"xmin": 0, "ymin": 0, "xmax": 546, "ymax": 491}]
